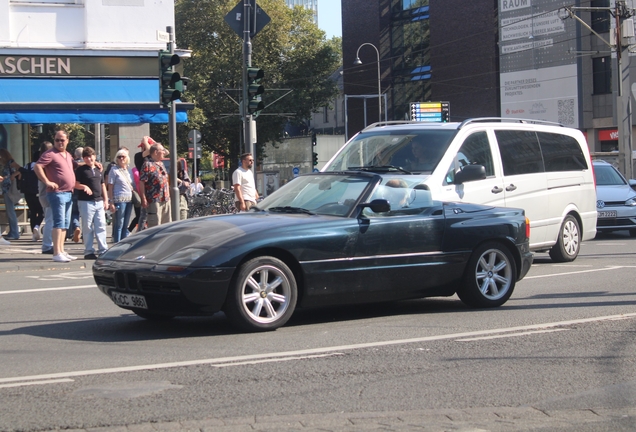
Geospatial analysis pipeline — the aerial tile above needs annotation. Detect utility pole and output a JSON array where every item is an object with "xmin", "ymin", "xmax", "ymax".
[
  {"xmin": 242, "ymin": 0, "xmax": 256, "ymax": 169},
  {"xmin": 167, "ymin": 26, "xmax": 180, "ymax": 221}
]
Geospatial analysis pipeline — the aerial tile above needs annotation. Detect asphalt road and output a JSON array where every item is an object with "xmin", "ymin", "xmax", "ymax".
[{"xmin": 0, "ymin": 231, "xmax": 635, "ymax": 431}]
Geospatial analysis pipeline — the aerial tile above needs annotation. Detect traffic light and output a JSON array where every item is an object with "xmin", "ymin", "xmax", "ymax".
[
  {"xmin": 312, "ymin": 152, "xmax": 318, "ymax": 166},
  {"xmin": 441, "ymin": 110, "xmax": 450, "ymax": 122},
  {"xmin": 159, "ymin": 50, "xmax": 181, "ymax": 106},
  {"xmin": 247, "ymin": 67, "xmax": 265, "ymax": 115}
]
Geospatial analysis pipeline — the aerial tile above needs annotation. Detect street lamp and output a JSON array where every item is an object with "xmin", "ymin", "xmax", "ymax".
[{"xmin": 353, "ymin": 42, "xmax": 382, "ymax": 123}]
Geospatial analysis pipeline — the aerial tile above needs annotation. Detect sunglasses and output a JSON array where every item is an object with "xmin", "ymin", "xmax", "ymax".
[{"xmin": 117, "ymin": 156, "xmax": 126, "ymax": 159}]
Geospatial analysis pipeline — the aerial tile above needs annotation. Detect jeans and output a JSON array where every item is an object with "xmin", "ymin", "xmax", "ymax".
[
  {"xmin": 67, "ymin": 192, "xmax": 80, "ymax": 238},
  {"xmin": 2, "ymin": 193, "xmax": 20, "ymax": 239},
  {"xmin": 42, "ymin": 206, "xmax": 53, "ymax": 252},
  {"xmin": 112, "ymin": 201, "xmax": 133, "ymax": 243},
  {"xmin": 47, "ymin": 191, "xmax": 72, "ymax": 229},
  {"xmin": 78, "ymin": 200, "xmax": 108, "ymax": 256}
]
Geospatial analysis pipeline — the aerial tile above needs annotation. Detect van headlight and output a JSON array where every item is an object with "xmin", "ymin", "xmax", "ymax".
[{"xmin": 626, "ymin": 198, "xmax": 636, "ymax": 206}]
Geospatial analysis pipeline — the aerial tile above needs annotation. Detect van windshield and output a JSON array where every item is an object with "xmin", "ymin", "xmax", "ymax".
[{"xmin": 323, "ymin": 129, "xmax": 457, "ymax": 174}]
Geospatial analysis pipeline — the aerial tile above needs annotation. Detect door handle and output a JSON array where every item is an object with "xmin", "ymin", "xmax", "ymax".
[
  {"xmin": 491, "ymin": 186, "xmax": 503, "ymax": 194},
  {"xmin": 505, "ymin": 184, "xmax": 517, "ymax": 192}
]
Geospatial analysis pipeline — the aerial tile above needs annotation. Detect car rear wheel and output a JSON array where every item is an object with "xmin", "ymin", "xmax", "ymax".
[
  {"xmin": 549, "ymin": 215, "xmax": 580, "ymax": 262},
  {"xmin": 225, "ymin": 256, "xmax": 297, "ymax": 332},
  {"xmin": 458, "ymin": 242, "xmax": 516, "ymax": 308}
]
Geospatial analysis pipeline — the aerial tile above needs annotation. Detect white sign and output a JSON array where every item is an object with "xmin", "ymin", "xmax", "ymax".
[
  {"xmin": 156, "ymin": 30, "xmax": 170, "ymax": 42},
  {"xmin": 500, "ymin": 0, "xmax": 531, "ymax": 12}
]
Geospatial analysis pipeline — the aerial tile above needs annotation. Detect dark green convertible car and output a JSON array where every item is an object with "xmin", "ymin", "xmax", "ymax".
[{"xmin": 93, "ymin": 171, "xmax": 533, "ymax": 331}]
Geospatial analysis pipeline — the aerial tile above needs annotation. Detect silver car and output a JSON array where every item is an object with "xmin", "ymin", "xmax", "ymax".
[{"xmin": 593, "ymin": 160, "xmax": 636, "ymax": 236}]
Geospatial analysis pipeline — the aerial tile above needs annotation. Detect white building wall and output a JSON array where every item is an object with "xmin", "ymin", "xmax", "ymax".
[{"xmin": 2, "ymin": 0, "xmax": 173, "ymax": 50}]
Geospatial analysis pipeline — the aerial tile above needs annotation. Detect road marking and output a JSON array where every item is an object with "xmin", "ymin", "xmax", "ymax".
[
  {"xmin": 213, "ymin": 353, "xmax": 344, "ymax": 368},
  {"xmin": 0, "ymin": 379, "xmax": 74, "ymax": 389},
  {"xmin": 26, "ymin": 271, "xmax": 93, "ymax": 281},
  {"xmin": 524, "ymin": 266, "xmax": 634, "ymax": 279},
  {"xmin": 0, "ymin": 312, "xmax": 634, "ymax": 386},
  {"xmin": 0, "ymin": 285, "xmax": 94, "ymax": 295},
  {"xmin": 455, "ymin": 328, "xmax": 568, "ymax": 341}
]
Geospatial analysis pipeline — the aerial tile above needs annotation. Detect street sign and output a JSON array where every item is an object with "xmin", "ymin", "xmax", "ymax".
[
  {"xmin": 188, "ymin": 129, "xmax": 201, "ymax": 144},
  {"xmin": 292, "ymin": 166, "xmax": 300, "ymax": 177},
  {"xmin": 410, "ymin": 101, "xmax": 450, "ymax": 122},
  {"xmin": 156, "ymin": 30, "xmax": 170, "ymax": 42},
  {"xmin": 224, "ymin": 0, "xmax": 271, "ymax": 38}
]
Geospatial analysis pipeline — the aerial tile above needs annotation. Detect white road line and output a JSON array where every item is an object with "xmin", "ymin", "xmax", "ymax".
[
  {"xmin": 0, "ymin": 285, "xmax": 95, "ymax": 295},
  {"xmin": 0, "ymin": 312, "xmax": 634, "ymax": 385},
  {"xmin": 213, "ymin": 353, "xmax": 344, "ymax": 368},
  {"xmin": 0, "ymin": 379, "xmax": 74, "ymax": 389},
  {"xmin": 524, "ymin": 266, "xmax": 633, "ymax": 279},
  {"xmin": 455, "ymin": 328, "xmax": 568, "ymax": 341}
]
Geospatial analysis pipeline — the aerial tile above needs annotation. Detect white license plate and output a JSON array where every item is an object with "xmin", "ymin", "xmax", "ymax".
[
  {"xmin": 598, "ymin": 210, "xmax": 617, "ymax": 219},
  {"xmin": 111, "ymin": 291, "xmax": 147, "ymax": 309}
]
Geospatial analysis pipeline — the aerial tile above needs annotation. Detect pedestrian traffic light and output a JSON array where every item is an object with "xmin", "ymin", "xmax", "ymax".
[
  {"xmin": 247, "ymin": 67, "xmax": 265, "ymax": 115},
  {"xmin": 312, "ymin": 132, "xmax": 317, "ymax": 146},
  {"xmin": 159, "ymin": 50, "xmax": 181, "ymax": 106},
  {"xmin": 441, "ymin": 110, "xmax": 450, "ymax": 122},
  {"xmin": 312, "ymin": 152, "xmax": 318, "ymax": 166}
]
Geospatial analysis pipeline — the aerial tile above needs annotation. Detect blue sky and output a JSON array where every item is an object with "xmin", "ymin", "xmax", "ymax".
[{"xmin": 318, "ymin": 0, "xmax": 342, "ymax": 38}]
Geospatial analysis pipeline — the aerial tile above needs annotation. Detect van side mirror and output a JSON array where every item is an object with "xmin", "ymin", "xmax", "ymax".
[
  {"xmin": 454, "ymin": 164, "xmax": 486, "ymax": 184},
  {"xmin": 358, "ymin": 199, "xmax": 391, "ymax": 214}
]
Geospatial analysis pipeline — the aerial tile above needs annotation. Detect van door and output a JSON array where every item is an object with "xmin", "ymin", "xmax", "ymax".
[
  {"xmin": 437, "ymin": 131, "xmax": 506, "ymax": 208},
  {"xmin": 494, "ymin": 130, "xmax": 548, "ymax": 247}
]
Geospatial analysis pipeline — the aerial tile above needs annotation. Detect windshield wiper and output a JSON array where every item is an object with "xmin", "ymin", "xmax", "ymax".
[
  {"xmin": 268, "ymin": 206, "xmax": 315, "ymax": 215},
  {"xmin": 348, "ymin": 165, "xmax": 412, "ymax": 174}
]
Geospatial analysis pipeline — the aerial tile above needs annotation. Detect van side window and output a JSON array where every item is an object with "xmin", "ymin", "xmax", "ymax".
[
  {"xmin": 445, "ymin": 132, "xmax": 494, "ymax": 184},
  {"xmin": 537, "ymin": 132, "xmax": 588, "ymax": 171},
  {"xmin": 495, "ymin": 130, "xmax": 545, "ymax": 175}
]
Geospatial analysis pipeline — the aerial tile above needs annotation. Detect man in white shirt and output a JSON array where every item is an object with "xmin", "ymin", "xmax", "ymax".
[
  {"xmin": 232, "ymin": 153, "xmax": 259, "ymax": 211},
  {"xmin": 189, "ymin": 177, "xmax": 204, "ymax": 196}
]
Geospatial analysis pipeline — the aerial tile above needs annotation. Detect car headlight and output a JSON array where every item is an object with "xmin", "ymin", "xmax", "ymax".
[
  {"xmin": 626, "ymin": 197, "xmax": 636, "ymax": 206},
  {"xmin": 98, "ymin": 242, "xmax": 132, "ymax": 260},
  {"xmin": 157, "ymin": 248, "xmax": 208, "ymax": 270}
]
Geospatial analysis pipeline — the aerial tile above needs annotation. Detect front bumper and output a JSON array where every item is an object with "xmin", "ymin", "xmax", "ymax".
[{"xmin": 93, "ymin": 259, "xmax": 235, "ymax": 316}]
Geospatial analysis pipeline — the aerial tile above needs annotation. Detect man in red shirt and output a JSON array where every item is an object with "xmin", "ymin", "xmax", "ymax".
[{"xmin": 34, "ymin": 130, "xmax": 78, "ymax": 263}]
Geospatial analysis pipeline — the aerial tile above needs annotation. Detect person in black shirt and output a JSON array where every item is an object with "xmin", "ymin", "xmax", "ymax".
[{"xmin": 74, "ymin": 147, "xmax": 109, "ymax": 260}]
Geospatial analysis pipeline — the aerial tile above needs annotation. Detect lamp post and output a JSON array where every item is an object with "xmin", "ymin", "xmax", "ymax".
[{"xmin": 354, "ymin": 42, "xmax": 382, "ymax": 123}]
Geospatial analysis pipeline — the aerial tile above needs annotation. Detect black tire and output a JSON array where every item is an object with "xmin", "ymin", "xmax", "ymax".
[
  {"xmin": 458, "ymin": 242, "xmax": 516, "ymax": 308},
  {"xmin": 133, "ymin": 310, "xmax": 175, "ymax": 321},
  {"xmin": 224, "ymin": 256, "xmax": 297, "ymax": 332},
  {"xmin": 549, "ymin": 215, "xmax": 580, "ymax": 262}
]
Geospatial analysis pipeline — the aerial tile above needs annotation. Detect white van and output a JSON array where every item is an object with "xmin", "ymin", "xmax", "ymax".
[{"xmin": 323, "ymin": 118, "xmax": 597, "ymax": 262}]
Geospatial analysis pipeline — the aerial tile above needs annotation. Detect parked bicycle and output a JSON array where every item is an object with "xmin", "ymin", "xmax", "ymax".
[{"xmin": 187, "ymin": 188, "xmax": 237, "ymax": 218}]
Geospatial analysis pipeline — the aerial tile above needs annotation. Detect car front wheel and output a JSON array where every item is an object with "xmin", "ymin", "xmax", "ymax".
[
  {"xmin": 458, "ymin": 242, "xmax": 516, "ymax": 308},
  {"xmin": 225, "ymin": 256, "xmax": 298, "ymax": 332},
  {"xmin": 549, "ymin": 215, "xmax": 580, "ymax": 262}
]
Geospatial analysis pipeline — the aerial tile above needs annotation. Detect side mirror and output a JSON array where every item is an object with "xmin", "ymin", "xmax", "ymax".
[
  {"xmin": 629, "ymin": 179, "xmax": 636, "ymax": 191},
  {"xmin": 358, "ymin": 199, "xmax": 390, "ymax": 214},
  {"xmin": 454, "ymin": 164, "xmax": 486, "ymax": 184}
]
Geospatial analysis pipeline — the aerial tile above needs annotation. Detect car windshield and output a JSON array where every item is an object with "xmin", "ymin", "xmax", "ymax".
[
  {"xmin": 257, "ymin": 173, "xmax": 375, "ymax": 217},
  {"xmin": 595, "ymin": 164, "xmax": 627, "ymax": 186},
  {"xmin": 323, "ymin": 128, "xmax": 457, "ymax": 174}
]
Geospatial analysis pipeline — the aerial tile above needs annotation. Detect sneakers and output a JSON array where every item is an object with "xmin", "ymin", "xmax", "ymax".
[
  {"xmin": 0, "ymin": 237, "xmax": 9, "ymax": 246},
  {"xmin": 42, "ymin": 248, "xmax": 53, "ymax": 255},
  {"xmin": 32, "ymin": 226, "xmax": 40, "ymax": 241},
  {"xmin": 53, "ymin": 254, "xmax": 71, "ymax": 263},
  {"xmin": 84, "ymin": 253, "xmax": 98, "ymax": 260},
  {"xmin": 63, "ymin": 252, "xmax": 78, "ymax": 261},
  {"xmin": 72, "ymin": 227, "xmax": 81, "ymax": 243}
]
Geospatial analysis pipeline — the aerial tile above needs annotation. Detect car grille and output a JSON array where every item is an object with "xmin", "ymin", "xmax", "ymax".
[
  {"xmin": 95, "ymin": 271, "xmax": 181, "ymax": 294},
  {"xmin": 598, "ymin": 218, "xmax": 636, "ymax": 227}
]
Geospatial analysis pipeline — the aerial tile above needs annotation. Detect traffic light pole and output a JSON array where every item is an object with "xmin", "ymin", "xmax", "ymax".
[
  {"xmin": 242, "ymin": 0, "xmax": 256, "ymax": 171},
  {"xmin": 167, "ymin": 26, "xmax": 180, "ymax": 221}
]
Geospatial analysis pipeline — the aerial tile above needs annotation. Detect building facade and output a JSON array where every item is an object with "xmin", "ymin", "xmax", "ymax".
[
  {"xmin": 285, "ymin": 0, "xmax": 318, "ymax": 23},
  {"xmin": 342, "ymin": 0, "xmax": 636, "ymax": 168},
  {"xmin": 0, "ymin": 0, "xmax": 188, "ymax": 165}
]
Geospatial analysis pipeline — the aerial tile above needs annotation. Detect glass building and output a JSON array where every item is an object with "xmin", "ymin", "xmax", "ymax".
[{"xmin": 285, "ymin": 0, "xmax": 318, "ymax": 24}]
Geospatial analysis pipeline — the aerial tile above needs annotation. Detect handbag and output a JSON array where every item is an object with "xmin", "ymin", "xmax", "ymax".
[{"xmin": 131, "ymin": 190, "xmax": 142, "ymax": 207}]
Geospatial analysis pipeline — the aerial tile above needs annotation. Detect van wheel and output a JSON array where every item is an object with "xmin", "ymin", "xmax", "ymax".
[{"xmin": 549, "ymin": 215, "xmax": 580, "ymax": 262}]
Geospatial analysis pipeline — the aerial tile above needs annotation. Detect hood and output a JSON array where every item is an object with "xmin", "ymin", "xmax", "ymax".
[
  {"xmin": 112, "ymin": 212, "xmax": 340, "ymax": 263},
  {"xmin": 596, "ymin": 184, "xmax": 636, "ymax": 203}
]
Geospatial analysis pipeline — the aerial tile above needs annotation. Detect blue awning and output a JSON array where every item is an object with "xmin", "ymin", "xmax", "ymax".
[{"xmin": 0, "ymin": 78, "xmax": 191, "ymax": 124}]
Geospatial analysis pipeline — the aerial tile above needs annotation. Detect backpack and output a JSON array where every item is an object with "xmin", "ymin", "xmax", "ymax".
[{"xmin": 19, "ymin": 163, "xmax": 39, "ymax": 195}]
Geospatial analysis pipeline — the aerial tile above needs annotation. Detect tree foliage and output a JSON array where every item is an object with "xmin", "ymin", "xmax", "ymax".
[{"xmin": 175, "ymin": 0, "xmax": 341, "ymax": 166}]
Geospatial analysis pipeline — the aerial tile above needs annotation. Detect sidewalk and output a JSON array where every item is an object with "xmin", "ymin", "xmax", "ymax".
[{"xmin": 0, "ymin": 225, "xmax": 113, "ymax": 272}]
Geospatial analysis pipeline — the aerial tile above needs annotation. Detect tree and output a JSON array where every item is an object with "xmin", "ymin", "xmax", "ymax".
[{"xmin": 175, "ymin": 0, "xmax": 341, "ymax": 167}]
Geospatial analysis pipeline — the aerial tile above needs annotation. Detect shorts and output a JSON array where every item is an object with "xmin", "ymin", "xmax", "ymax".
[{"xmin": 47, "ymin": 191, "xmax": 73, "ymax": 229}]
